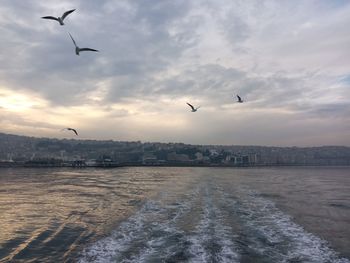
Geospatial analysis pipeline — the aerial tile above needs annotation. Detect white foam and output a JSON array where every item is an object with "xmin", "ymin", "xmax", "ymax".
[
  {"xmin": 224, "ymin": 188, "xmax": 350, "ymax": 263},
  {"xmin": 79, "ymin": 190, "xmax": 198, "ymax": 263},
  {"xmin": 79, "ymin": 184, "xmax": 349, "ymax": 263},
  {"xmin": 188, "ymin": 187, "xmax": 240, "ymax": 263}
]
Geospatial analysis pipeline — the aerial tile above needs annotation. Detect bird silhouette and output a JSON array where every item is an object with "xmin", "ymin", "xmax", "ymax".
[
  {"xmin": 186, "ymin": 102, "xmax": 200, "ymax": 112},
  {"xmin": 61, "ymin": 127, "xmax": 78, "ymax": 136},
  {"xmin": 69, "ymin": 33, "xmax": 99, "ymax": 55},
  {"xmin": 42, "ymin": 9, "xmax": 75, "ymax": 26},
  {"xmin": 236, "ymin": 95, "xmax": 243, "ymax": 103}
]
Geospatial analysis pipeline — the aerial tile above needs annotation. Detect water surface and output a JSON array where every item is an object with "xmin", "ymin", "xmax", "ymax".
[{"xmin": 0, "ymin": 167, "xmax": 349, "ymax": 262}]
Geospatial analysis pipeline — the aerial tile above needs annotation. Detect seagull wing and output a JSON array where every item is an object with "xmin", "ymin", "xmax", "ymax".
[
  {"xmin": 68, "ymin": 33, "xmax": 77, "ymax": 47},
  {"xmin": 79, "ymin": 48, "xmax": 99, "ymax": 52},
  {"xmin": 61, "ymin": 9, "xmax": 75, "ymax": 20},
  {"xmin": 237, "ymin": 95, "xmax": 241, "ymax": 101},
  {"xmin": 186, "ymin": 102, "xmax": 195, "ymax": 110},
  {"xmin": 71, "ymin": 129, "xmax": 78, "ymax": 136},
  {"xmin": 42, "ymin": 16, "xmax": 59, "ymax": 21},
  {"xmin": 66, "ymin": 128, "xmax": 78, "ymax": 136}
]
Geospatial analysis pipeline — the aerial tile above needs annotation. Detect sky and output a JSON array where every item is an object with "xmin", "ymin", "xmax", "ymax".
[{"xmin": 0, "ymin": 0, "xmax": 349, "ymax": 146}]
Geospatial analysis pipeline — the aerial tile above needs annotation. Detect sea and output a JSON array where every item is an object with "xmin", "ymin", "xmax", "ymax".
[{"xmin": 0, "ymin": 167, "xmax": 349, "ymax": 263}]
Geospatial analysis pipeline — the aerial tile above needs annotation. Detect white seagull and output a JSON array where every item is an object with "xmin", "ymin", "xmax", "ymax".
[
  {"xmin": 61, "ymin": 127, "xmax": 78, "ymax": 136},
  {"xmin": 69, "ymin": 33, "xmax": 99, "ymax": 56},
  {"xmin": 236, "ymin": 95, "xmax": 243, "ymax": 103},
  {"xmin": 186, "ymin": 102, "xmax": 200, "ymax": 112},
  {"xmin": 41, "ymin": 9, "xmax": 75, "ymax": 26}
]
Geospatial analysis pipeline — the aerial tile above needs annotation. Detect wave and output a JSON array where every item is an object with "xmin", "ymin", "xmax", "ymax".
[
  {"xmin": 79, "ymin": 182, "xmax": 349, "ymax": 263},
  {"xmin": 221, "ymin": 187, "xmax": 349, "ymax": 263}
]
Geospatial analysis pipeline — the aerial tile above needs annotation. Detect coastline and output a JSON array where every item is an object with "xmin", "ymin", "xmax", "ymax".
[{"xmin": 1, "ymin": 162, "xmax": 349, "ymax": 168}]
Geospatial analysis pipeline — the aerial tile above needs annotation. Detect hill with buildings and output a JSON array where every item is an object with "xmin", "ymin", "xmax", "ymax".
[{"xmin": 0, "ymin": 133, "xmax": 350, "ymax": 167}]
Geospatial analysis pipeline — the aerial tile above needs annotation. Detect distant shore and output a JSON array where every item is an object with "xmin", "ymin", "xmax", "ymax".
[{"xmin": 1, "ymin": 162, "xmax": 349, "ymax": 169}]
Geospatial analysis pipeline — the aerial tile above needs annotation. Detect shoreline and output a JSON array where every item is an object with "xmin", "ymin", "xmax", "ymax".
[{"xmin": 1, "ymin": 163, "xmax": 349, "ymax": 168}]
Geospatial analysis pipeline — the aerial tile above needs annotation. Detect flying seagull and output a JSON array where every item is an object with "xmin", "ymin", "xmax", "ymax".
[
  {"xmin": 41, "ymin": 9, "xmax": 75, "ymax": 26},
  {"xmin": 236, "ymin": 95, "xmax": 243, "ymax": 103},
  {"xmin": 186, "ymin": 102, "xmax": 200, "ymax": 112},
  {"xmin": 61, "ymin": 127, "xmax": 78, "ymax": 136},
  {"xmin": 68, "ymin": 33, "xmax": 99, "ymax": 55}
]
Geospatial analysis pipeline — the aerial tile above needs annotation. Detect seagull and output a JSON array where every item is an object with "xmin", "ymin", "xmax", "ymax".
[
  {"xmin": 68, "ymin": 33, "xmax": 99, "ymax": 55},
  {"xmin": 186, "ymin": 102, "xmax": 200, "ymax": 112},
  {"xmin": 61, "ymin": 127, "xmax": 78, "ymax": 136},
  {"xmin": 236, "ymin": 95, "xmax": 244, "ymax": 103},
  {"xmin": 41, "ymin": 9, "xmax": 75, "ymax": 26}
]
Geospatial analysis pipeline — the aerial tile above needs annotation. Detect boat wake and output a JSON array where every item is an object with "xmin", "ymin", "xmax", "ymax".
[{"xmin": 79, "ymin": 180, "xmax": 349, "ymax": 263}]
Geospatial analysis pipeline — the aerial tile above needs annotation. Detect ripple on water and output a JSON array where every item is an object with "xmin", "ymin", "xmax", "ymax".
[
  {"xmin": 79, "ymin": 183, "xmax": 349, "ymax": 263},
  {"xmin": 221, "ymin": 188, "xmax": 350, "ymax": 263}
]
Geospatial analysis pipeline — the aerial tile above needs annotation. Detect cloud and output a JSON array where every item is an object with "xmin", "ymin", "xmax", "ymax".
[{"xmin": 0, "ymin": 0, "xmax": 349, "ymax": 145}]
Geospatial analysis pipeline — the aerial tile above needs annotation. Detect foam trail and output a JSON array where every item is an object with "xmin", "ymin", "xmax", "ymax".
[
  {"xmin": 223, "ymin": 188, "xmax": 350, "ymax": 263},
  {"xmin": 79, "ymin": 183, "xmax": 349, "ymax": 263},
  {"xmin": 79, "ymin": 190, "xmax": 198, "ymax": 263},
  {"xmin": 188, "ymin": 186, "xmax": 239, "ymax": 263}
]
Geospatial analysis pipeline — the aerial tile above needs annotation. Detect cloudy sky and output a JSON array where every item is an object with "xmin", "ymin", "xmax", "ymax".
[{"xmin": 0, "ymin": 0, "xmax": 349, "ymax": 146}]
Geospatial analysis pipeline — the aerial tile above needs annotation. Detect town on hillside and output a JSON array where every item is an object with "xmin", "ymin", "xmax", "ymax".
[{"xmin": 1, "ymin": 133, "xmax": 350, "ymax": 167}]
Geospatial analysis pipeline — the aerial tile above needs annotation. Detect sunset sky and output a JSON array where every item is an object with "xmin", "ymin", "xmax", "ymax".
[{"xmin": 0, "ymin": 0, "xmax": 349, "ymax": 146}]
